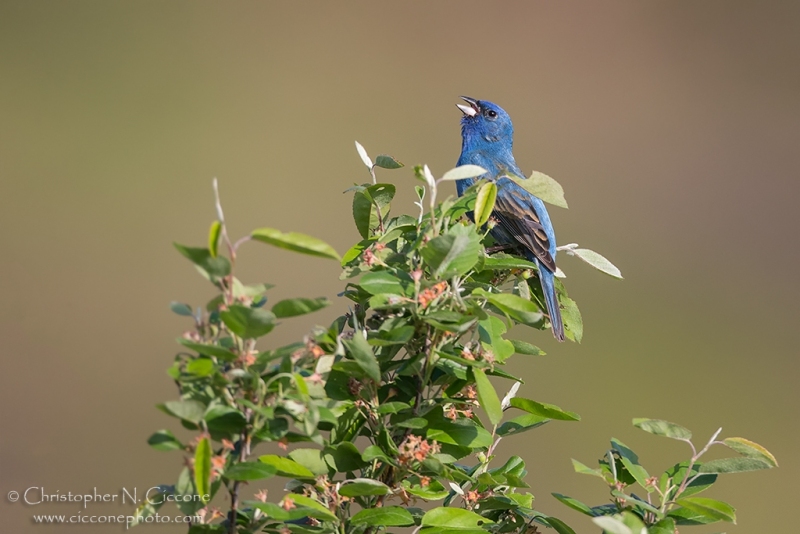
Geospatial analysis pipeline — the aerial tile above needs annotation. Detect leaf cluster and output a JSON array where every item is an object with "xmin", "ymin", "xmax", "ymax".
[{"xmin": 557, "ymin": 418, "xmax": 777, "ymax": 533}]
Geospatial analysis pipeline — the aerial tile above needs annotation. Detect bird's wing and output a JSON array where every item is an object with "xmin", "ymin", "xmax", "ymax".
[{"xmin": 491, "ymin": 184, "xmax": 557, "ymax": 273}]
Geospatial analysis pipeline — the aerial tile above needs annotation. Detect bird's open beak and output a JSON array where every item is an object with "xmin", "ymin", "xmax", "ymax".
[{"xmin": 457, "ymin": 96, "xmax": 479, "ymax": 117}]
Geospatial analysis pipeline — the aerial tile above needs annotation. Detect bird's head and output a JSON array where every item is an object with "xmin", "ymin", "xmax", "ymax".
[{"xmin": 457, "ymin": 96, "xmax": 514, "ymax": 147}]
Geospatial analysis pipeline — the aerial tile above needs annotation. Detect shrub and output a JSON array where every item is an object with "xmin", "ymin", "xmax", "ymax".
[{"xmin": 137, "ymin": 147, "xmax": 775, "ymax": 534}]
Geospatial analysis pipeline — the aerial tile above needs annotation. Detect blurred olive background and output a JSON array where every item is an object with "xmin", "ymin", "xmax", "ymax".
[{"xmin": 2, "ymin": 1, "xmax": 799, "ymax": 532}]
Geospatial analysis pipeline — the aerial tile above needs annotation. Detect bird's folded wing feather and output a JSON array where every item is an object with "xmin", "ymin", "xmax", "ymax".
[{"xmin": 492, "ymin": 186, "xmax": 557, "ymax": 273}]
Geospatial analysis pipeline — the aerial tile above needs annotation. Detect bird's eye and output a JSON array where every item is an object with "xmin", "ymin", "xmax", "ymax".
[{"xmin": 486, "ymin": 109, "xmax": 497, "ymax": 118}]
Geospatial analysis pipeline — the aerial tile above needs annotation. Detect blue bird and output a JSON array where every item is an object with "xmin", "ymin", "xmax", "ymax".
[{"xmin": 455, "ymin": 96, "xmax": 565, "ymax": 341}]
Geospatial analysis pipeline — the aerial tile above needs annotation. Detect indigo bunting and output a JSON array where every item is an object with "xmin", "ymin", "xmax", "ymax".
[{"xmin": 455, "ymin": 96, "xmax": 564, "ymax": 341}]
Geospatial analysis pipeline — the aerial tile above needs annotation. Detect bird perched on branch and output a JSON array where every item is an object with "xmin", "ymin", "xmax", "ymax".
[{"xmin": 455, "ymin": 96, "xmax": 564, "ymax": 341}]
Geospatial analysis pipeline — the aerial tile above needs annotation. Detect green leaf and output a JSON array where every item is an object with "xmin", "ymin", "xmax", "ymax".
[
  {"xmin": 248, "ymin": 501, "xmax": 308, "ymax": 522},
  {"xmin": 194, "ymin": 437, "xmax": 211, "ymax": 501},
  {"xmin": 610, "ymin": 438, "xmax": 650, "ymax": 490},
  {"xmin": 175, "ymin": 467, "xmax": 203, "ymax": 515},
  {"xmin": 352, "ymin": 183, "xmax": 396, "ymax": 239},
  {"xmin": 425, "ymin": 409, "xmax": 493, "ymax": 448},
  {"xmin": 668, "ymin": 505, "xmax": 719, "ymax": 525},
  {"xmin": 396, "ymin": 417, "xmax": 428, "ymax": 429},
  {"xmin": 559, "ymin": 294, "xmax": 582, "ymax": 342},
  {"xmin": 591, "ymin": 516, "xmax": 633, "ymax": 534},
  {"xmin": 361, "ymin": 445, "xmax": 393, "ymax": 464},
  {"xmin": 660, "ymin": 461, "xmax": 716, "ymax": 498},
  {"xmin": 722, "ymin": 437, "xmax": 778, "ymax": 467},
  {"xmin": 162, "ymin": 400, "xmax": 206, "ymax": 424},
  {"xmin": 325, "ymin": 442, "xmax": 368, "ymax": 472},
  {"xmin": 496, "ymin": 414, "xmax": 549, "ymax": 436},
  {"xmin": 676, "ymin": 497, "xmax": 736, "ymax": 524},
  {"xmin": 272, "ymin": 297, "xmax": 330, "ymax": 318},
  {"xmin": 440, "ymin": 165, "xmax": 488, "ymax": 182},
  {"xmin": 223, "ymin": 461, "xmax": 276, "ymax": 481},
  {"xmin": 369, "ymin": 325, "xmax": 415, "ymax": 346},
  {"xmin": 571, "ymin": 458, "xmax": 605, "ymax": 478},
  {"xmin": 258, "ymin": 455, "xmax": 315, "ymax": 478},
  {"xmin": 510, "ymin": 339, "xmax": 544, "ymax": 356},
  {"xmin": 208, "ymin": 220, "xmax": 222, "ymax": 258},
  {"xmin": 482, "ymin": 255, "xmax": 539, "ymax": 271},
  {"xmin": 344, "ymin": 334, "xmax": 381, "ymax": 383},
  {"xmin": 170, "ymin": 301, "xmax": 193, "ymax": 316},
  {"xmin": 474, "ymin": 181, "xmax": 497, "ymax": 227},
  {"xmin": 186, "ymin": 358, "xmax": 215, "ymax": 376},
  {"xmin": 360, "ymin": 271, "xmax": 409, "ymax": 296},
  {"xmin": 699, "ymin": 457, "xmax": 774, "ymax": 473},
  {"xmin": 472, "ymin": 289, "xmax": 543, "ymax": 325},
  {"xmin": 509, "ymin": 398, "xmax": 580, "ymax": 421},
  {"xmin": 288, "ymin": 448, "xmax": 329, "ymax": 476},
  {"xmin": 507, "ymin": 170, "xmax": 568, "ymax": 209},
  {"xmin": 173, "ymin": 243, "xmax": 231, "ymax": 279},
  {"xmin": 339, "ymin": 478, "xmax": 391, "ymax": 497},
  {"xmin": 147, "ymin": 430, "xmax": 183, "ymax": 451},
  {"xmin": 592, "ymin": 515, "xmax": 647, "ymax": 534},
  {"xmin": 351, "ymin": 506, "xmax": 415, "ymax": 527},
  {"xmin": 478, "ymin": 316, "xmax": 515, "ymax": 363},
  {"xmin": 648, "ymin": 518, "xmax": 676, "ymax": 534},
  {"xmin": 472, "ymin": 368, "xmax": 502, "ymax": 425},
  {"xmin": 552, "ymin": 493, "xmax": 595, "ymax": 516},
  {"xmin": 405, "ymin": 479, "xmax": 450, "ymax": 500},
  {"xmin": 374, "ymin": 154, "xmax": 404, "ymax": 169},
  {"xmin": 570, "ymin": 248, "xmax": 622, "ymax": 279},
  {"xmin": 220, "ymin": 304, "xmax": 276, "ymax": 338},
  {"xmin": 632, "ymin": 418, "xmax": 692, "ymax": 440},
  {"xmin": 284, "ymin": 494, "xmax": 339, "ymax": 521},
  {"xmin": 204, "ymin": 406, "xmax": 247, "ymax": 434},
  {"xmin": 421, "ymin": 507, "xmax": 494, "ymax": 528},
  {"xmin": 421, "ymin": 224, "xmax": 481, "ymax": 278},
  {"xmin": 341, "ymin": 239, "xmax": 369, "ymax": 266},
  {"xmin": 373, "ymin": 402, "xmax": 408, "ymax": 416},
  {"xmin": 610, "ymin": 491, "xmax": 663, "ymax": 518},
  {"xmin": 177, "ymin": 339, "xmax": 238, "ymax": 362},
  {"xmin": 352, "ymin": 192, "xmax": 374, "ymax": 239},
  {"xmin": 251, "ymin": 228, "xmax": 340, "ymax": 261},
  {"xmin": 545, "ymin": 517, "xmax": 577, "ymax": 534}
]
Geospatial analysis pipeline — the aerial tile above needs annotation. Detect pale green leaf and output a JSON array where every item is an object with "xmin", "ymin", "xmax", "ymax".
[
  {"xmin": 193, "ymin": 437, "xmax": 211, "ymax": 501},
  {"xmin": 570, "ymin": 248, "xmax": 623, "ymax": 279},
  {"xmin": 676, "ymin": 497, "xmax": 736, "ymax": 524},
  {"xmin": 699, "ymin": 457, "xmax": 774, "ymax": 473},
  {"xmin": 440, "ymin": 165, "xmax": 488, "ymax": 182},
  {"xmin": 208, "ymin": 220, "xmax": 222, "ymax": 258},
  {"xmin": 272, "ymin": 297, "xmax": 330, "ymax": 318},
  {"xmin": 508, "ymin": 170, "xmax": 568, "ymax": 209},
  {"xmin": 633, "ymin": 418, "xmax": 692, "ymax": 440},
  {"xmin": 251, "ymin": 228, "xmax": 340, "ymax": 261},
  {"xmin": 474, "ymin": 181, "xmax": 498, "ymax": 227},
  {"xmin": 258, "ymin": 455, "xmax": 315, "ymax": 478},
  {"xmin": 722, "ymin": 437, "xmax": 778, "ymax": 467},
  {"xmin": 421, "ymin": 507, "xmax": 494, "ymax": 528},
  {"xmin": 339, "ymin": 478, "xmax": 391, "ymax": 497},
  {"xmin": 472, "ymin": 368, "xmax": 502, "ymax": 425},
  {"xmin": 351, "ymin": 506, "xmax": 415, "ymax": 527}
]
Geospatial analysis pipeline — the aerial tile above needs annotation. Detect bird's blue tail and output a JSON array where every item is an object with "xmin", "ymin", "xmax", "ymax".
[{"xmin": 537, "ymin": 265, "xmax": 565, "ymax": 342}]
